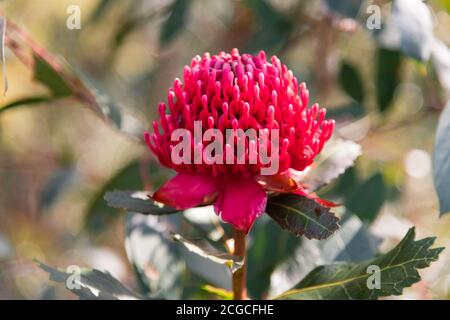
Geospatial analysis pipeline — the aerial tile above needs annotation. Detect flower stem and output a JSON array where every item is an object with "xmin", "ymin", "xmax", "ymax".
[{"xmin": 232, "ymin": 228, "xmax": 247, "ymax": 300}]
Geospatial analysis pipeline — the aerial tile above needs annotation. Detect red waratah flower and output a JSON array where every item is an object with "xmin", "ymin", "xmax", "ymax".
[{"xmin": 145, "ymin": 49, "xmax": 335, "ymax": 233}]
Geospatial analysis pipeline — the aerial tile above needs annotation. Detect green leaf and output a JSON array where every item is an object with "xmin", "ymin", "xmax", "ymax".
[
  {"xmin": 325, "ymin": 0, "xmax": 363, "ymax": 19},
  {"xmin": 269, "ymin": 212, "xmax": 379, "ymax": 296},
  {"xmin": 339, "ymin": 62, "xmax": 365, "ymax": 104},
  {"xmin": 104, "ymin": 190, "xmax": 178, "ymax": 215},
  {"xmin": 302, "ymin": 139, "xmax": 362, "ymax": 192},
  {"xmin": 75, "ymin": 71, "xmax": 123, "ymax": 130},
  {"xmin": 108, "ymin": 6, "xmax": 164, "ymax": 56},
  {"xmin": 346, "ymin": 173, "xmax": 387, "ymax": 223},
  {"xmin": 0, "ymin": 96, "xmax": 52, "ymax": 114},
  {"xmin": 5, "ymin": 21, "xmax": 132, "ymax": 134},
  {"xmin": 125, "ymin": 214, "xmax": 185, "ymax": 299},
  {"xmin": 183, "ymin": 206, "xmax": 225, "ymax": 243},
  {"xmin": 326, "ymin": 102, "xmax": 366, "ymax": 123},
  {"xmin": 247, "ymin": 216, "xmax": 302, "ymax": 299},
  {"xmin": 243, "ymin": 0, "xmax": 293, "ymax": 54},
  {"xmin": 200, "ymin": 285, "xmax": 233, "ymax": 300},
  {"xmin": 172, "ymin": 233, "xmax": 243, "ymax": 274},
  {"xmin": 84, "ymin": 160, "xmax": 143, "ymax": 233},
  {"xmin": 160, "ymin": 0, "xmax": 192, "ymax": 45},
  {"xmin": 89, "ymin": 0, "xmax": 113, "ymax": 23},
  {"xmin": 275, "ymin": 228, "xmax": 444, "ymax": 300},
  {"xmin": 326, "ymin": 166, "xmax": 360, "ymax": 199},
  {"xmin": 33, "ymin": 55, "xmax": 72, "ymax": 98},
  {"xmin": 113, "ymin": 16, "xmax": 147, "ymax": 49},
  {"xmin": 375, "ymin": 48, "xmax": 402, "ymax": 113},
  {"xmin": 266, "ymin": 194, "xmax": 340, "ymax": 240},
  {"xmin": 37, "ymin": 261, "xmax": 142, "ymax": 300},
  {"xmin": 434, "ymin": 100, "xmax": 450, "ymax": 216},
  {"xmin": 180, "ymin": 206, "xmax": 233, "ymax": 291},
  {"xmin": 40, "ymin": 167, "xmax": 76, "ymax": 209}
]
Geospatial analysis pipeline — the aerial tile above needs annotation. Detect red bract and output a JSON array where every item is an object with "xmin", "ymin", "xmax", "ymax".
[{"xmin": 145, "ymin": 49, "xmax": 335, "ymax": 233}]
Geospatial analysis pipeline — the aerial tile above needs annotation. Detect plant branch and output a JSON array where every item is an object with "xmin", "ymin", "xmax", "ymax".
[{"xmin": 232, "ymin": 228, "xmax": 247, "ymax": 300}]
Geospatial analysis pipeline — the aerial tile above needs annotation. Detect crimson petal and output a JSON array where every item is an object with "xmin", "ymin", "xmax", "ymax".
[
  {"xmin": 153, "ymin": 173, "xmax": 219, "ymax": 209},
  {"xmin": 214, "ymin": 175, "xmax": 267, "ymax": 233}
]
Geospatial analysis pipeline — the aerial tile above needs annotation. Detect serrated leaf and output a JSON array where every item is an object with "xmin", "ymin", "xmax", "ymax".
[
  {"xmin": 172, "ymin": 233, "xmax": 243, "ymax": 274},
  {"xmin": 160, "ymin": 0, "xmax": 192, "ymax": 45},
  {"xmin": 37, "ymin": 261, "xmax": 141, "ymax": 300},
  {"xmin": 266, "ymin": 194, "xmax": 340, "ymax": 240},
  {"xmin": 302, "ymin": 139, "xmax": 362, "ymax": 192},
  {"xmin": 434, "ymin": 100, "xmax": 450, "ymax": 216},
  {"xmin": 104, "ymin": 190, "xmax": 178, "ymax": 215},
  {"xmin": 346, "ymin": 173, "xmax": 387, "ymax": 223},
  {"xmin": 269, "ymin": 211, "xmax": 380, "ymax": 297},
  {"xmin": 33, "ymin": 55, "xmax": 72, "ymax": 98},
  {"xmin": 376, "ymin": 48, "xmax": 402, "ymax": 113},
  {"xmin": 125, "ymin": 214, "xmax": 185, "ymax": 299},
  {"xmin": 275, "ymin": 228, "xmax": 444, "ymax": 300},
  {"xmin": 339, "ymin": 62, "xmax": 364, "ymax": 104}
]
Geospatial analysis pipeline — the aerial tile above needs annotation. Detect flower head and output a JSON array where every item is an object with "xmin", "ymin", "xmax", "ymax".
[{"xmin": 145, "ymin": 49, "xmax": 334, "ymax": 233}]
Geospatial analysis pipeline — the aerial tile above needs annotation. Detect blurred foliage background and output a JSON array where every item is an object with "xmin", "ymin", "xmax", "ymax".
[{"xmin": 1, "ymin": 0, "xmax": 450, "ymax": 299}]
